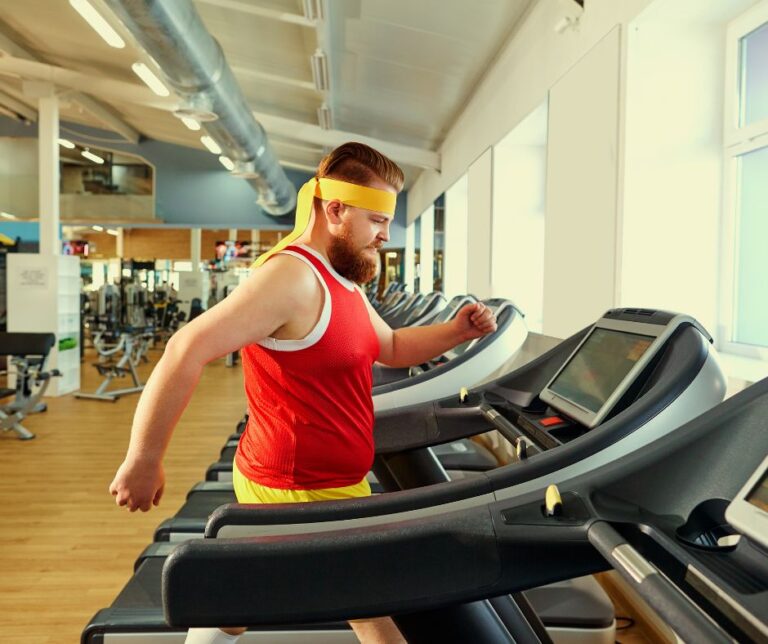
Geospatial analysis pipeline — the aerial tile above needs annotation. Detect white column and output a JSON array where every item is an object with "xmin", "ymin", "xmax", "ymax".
[
  {"xmin": 404, "ymin": 222, "xmax": 415, "ymax": 291},
  {"xmin": 444, "ymin": 174, "xmax": 469, "ymax": 299},
  {"xmin": 466, "ymin": 148, "xmax": 493, "ymax": 299},
  {"xmin": 26, "ymin": 82, "xmax": 60, "ymax": 255},
  {"xmin": 419, "ymin": 205, "xmax": 434, "ymax": 294},
  {"xmin": 190, "ymin": 228, "xmax": 202, "ymax": 270},
  {"xmin": 228, "ymin": 228, "xmax": 237, "ymax": 241},
  {"xmin": 543, "ymin": 28, "xmax": 620, "ymax": 338},
  {"xmin": 115, "ymin": 227, "xmax": 124, "ymax": 258}
]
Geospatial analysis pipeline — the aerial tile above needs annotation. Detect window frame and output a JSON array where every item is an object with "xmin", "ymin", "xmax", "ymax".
[{"xmin": 719, "ymin": 1, "xmax": 768, "ymax": 359}]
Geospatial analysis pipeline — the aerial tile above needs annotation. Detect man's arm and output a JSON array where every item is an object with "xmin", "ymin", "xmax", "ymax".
[
  {"xmin": 109, "ymin": 256, "xmax": 318, "ymax": 512},
  {"xmin": 363, "ymin": 296, "xmax": 497, "ymax": 368}
]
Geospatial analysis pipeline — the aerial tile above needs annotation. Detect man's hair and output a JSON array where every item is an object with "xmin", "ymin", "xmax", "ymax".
[{"xmin": 316, "ymin": 142, "xmax": 404, "ymax": 192}]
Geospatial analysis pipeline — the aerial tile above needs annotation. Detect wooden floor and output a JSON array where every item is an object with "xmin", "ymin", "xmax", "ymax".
[
  {"xmin": 0, "ymin": 347, "xmax": 245, "ymax": 643},
  {"xmin": 0, "ymin": 346, "xmax": 664, "ymax": 643}
]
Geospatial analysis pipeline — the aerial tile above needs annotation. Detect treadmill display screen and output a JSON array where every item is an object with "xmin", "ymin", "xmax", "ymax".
[
  {"xmin": 548, "ymin": 329, "xmax": 654, "ymax": 413},
  {"xmin": 747, "ymin": 470, "xmax": 768, "ymax": 513}
]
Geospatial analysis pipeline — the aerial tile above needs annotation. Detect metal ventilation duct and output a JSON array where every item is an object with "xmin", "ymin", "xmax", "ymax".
[{"xmin": 104, "ymin": 0, "xmax": 297, "ymax": 216}]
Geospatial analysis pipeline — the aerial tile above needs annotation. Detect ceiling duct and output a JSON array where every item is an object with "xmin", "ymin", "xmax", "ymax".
[{"xmin": 103, "ymin": 0, "xmax": 296, "ymax": 215}]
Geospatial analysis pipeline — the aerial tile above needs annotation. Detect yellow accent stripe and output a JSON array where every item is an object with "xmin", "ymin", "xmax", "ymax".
[{"xmin": 253, "ymin": 177, "xmax": 396, "ymax": 268}]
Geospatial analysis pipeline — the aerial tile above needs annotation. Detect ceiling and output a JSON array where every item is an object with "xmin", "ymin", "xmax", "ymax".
[{"xmin": 0, "ymin": 0, "xmax": 533, "ymax": 187}]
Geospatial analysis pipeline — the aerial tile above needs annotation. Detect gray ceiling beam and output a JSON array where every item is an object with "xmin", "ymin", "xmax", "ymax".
[
  {"xmin": 0, "ymin": 86, "xmax": 37, "ymax": 122},
  {"xmin": 195, "ymin": 0, "xmax": 315, "ymax": 27},
  {"xmin": 254, "ymin": 111, "xmax": 441, "ymax": 171},
  {"xmin": 0, "ymin": 26, "xmax": 144, "ymax": 143}
]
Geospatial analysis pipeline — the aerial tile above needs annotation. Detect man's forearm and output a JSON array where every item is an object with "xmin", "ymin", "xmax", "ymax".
[
  {"xmin": 387, "ymin": 323, "xmax": 466, "ymax": 368},
  {"xmin": 125, "ymin": 348, "xmax": 203, "ymax": 464}
]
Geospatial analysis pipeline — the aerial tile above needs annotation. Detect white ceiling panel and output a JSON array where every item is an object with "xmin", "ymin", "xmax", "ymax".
[{"xmin": 0, "ymin": 0, "xmax": 533, "ymax": 184}]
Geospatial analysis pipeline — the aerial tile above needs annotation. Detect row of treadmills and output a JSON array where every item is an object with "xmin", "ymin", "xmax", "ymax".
[{"xmin": 83, "ymin": 291, "xmax": 768, "ymax": 643}]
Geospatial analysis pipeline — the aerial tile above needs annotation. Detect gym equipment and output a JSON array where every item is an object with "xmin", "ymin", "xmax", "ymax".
[
  {"xmin": 394, "ymin": 290, "xmax": 446, "ymax": 327},
  {"xmin": 0, "ymin": 332, "xmax": 60, "ymax": 440},
  {"xmin": 380, "ymin": 292, "xmax": 423, "ymax": 326},
  {"xmin": 167, "ymin": 376, "xmax": 767, "ymax": 643},
  {"xmin": 83, "ymin": 308, "xmax": 728, "ymax": 642},
  {"xmin": 372, "ymin": 293, "xmax": 476, "ymax": 389},
  {"xmin": 370, "ymin": 281, "xmax": 404, "ymax": 310},
  {"xmin": 373, "ymin": 298, "xmax": 528, "ymax": 412},
  {"xmin": 75, "ymin": 330, "xmax": 150, "ymax": 402}
]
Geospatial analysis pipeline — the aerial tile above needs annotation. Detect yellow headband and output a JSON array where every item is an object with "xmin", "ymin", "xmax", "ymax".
[{"xmin": 253, "ymin": 177, "xmax": 396, "ymax": 267}]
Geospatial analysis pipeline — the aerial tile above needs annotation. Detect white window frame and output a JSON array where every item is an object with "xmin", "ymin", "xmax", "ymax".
[{"xmin": 719, "ymin": 1, "xmax": 768, "ymax": 360}]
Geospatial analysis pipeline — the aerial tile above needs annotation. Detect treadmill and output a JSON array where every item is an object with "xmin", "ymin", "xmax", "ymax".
[
  {"xmin": 163, "ymin": 376, "xmax": 768, "ymax": 644},
  {"xmin": 371, "ymin": 294, "xmax": 477, "ymax": 387},
  {"xmin": 83, "ymin": 308, "xmax": 727, "ymax": 643},
  {"xmin": 386, "ymin": 292, "xmax": 446, "ymax": 329},
  {"xmin": 381, "ymin": 292, "xmax": 424, "ymax": 326},
  {"xmin": 373, "ymin": 298, "xmax": 528, "ymax": 412}
]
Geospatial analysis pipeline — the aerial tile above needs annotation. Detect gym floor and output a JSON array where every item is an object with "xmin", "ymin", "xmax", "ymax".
[{"xmin": 0, "ymin": 348, "xmax": 660, "ymax": 643}]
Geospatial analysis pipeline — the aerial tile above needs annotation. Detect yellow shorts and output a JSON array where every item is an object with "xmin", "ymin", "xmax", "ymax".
[{"xmin": 232, "ymin": 460, "xmax": 372, "ymax": 504}]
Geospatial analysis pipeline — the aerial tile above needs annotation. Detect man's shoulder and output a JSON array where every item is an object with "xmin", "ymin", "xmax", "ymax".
[{"xmin": 255, "ymin": 253, "xmax": 322, "ymax": 297}]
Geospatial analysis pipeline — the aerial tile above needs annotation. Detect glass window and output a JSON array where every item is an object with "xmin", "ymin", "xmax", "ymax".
[
  {"xmin": 413, "ymin": 216, "xmax": 421, "ymax": 293},
  {"xmin": 740, "ymin": 21, "xmax": 768, "ymax": 127},
  {"xmin": 733, "ymin": 144, "xmax": 768, "ymax": 347},
  {"xmin": 723, "ymin": 6, "xmax": 768, "ymax": 356},
  {"xmin": 433, "ymin": 195, "xmax": 444, "ymax": 292}
]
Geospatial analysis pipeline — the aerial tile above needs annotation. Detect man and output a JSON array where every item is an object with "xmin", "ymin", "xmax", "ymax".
[{"xmin": 109, "ymin": 142, "xmax": 497, "ymax": 644}]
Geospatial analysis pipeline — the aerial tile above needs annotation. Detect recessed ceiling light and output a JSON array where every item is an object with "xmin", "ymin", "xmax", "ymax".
[
  {"xmin": 201, "ymin": 135, "xmax": 222, "ymax": 155},
  {"xmin": 69, "ymin": 0, "xmax": 125, "ymax": 48},
  {"xmin": 131, "ymin": 62, "xmax": 170, "ymax": 97}
]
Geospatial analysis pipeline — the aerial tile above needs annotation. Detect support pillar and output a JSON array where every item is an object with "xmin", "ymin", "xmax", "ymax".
[{"xmin": 25, "ymin": 81, "xmax": 59, "ymax": 255}]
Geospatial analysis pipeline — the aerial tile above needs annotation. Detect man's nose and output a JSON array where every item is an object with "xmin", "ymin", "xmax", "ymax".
[{"xmin": 379, "ymin": 222, "xmax": 391, "ymax": 242}]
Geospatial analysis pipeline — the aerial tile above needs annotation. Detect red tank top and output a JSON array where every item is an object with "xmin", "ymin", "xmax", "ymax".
[{"xmin": 235, "ymin": 245, "xmax": 380, "ymax": 489}]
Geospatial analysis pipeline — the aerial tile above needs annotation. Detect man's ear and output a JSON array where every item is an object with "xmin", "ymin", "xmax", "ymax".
[{"xmin": 325, "ymin": 199, "xmax": 345, "ymax": 224}]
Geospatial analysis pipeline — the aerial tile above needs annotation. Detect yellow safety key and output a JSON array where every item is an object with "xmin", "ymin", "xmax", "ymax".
[
  {"xmin": 459, "ymin": 387, "xmax": 468, "ymax": 403},
  {"xmin": 545, "ymin": 484, "xmax": 563, "ymax": 517}
]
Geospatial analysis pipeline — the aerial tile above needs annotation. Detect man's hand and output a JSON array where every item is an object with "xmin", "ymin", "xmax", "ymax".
[
  {"xmin": 109, "ymin": 458, "xmax": 165, "ymax": 512},
  {"xmin": 453, "ymin": 302, "xmax": 497, "ymax": 342}
]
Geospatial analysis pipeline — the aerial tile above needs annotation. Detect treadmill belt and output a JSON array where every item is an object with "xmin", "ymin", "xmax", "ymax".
[{"xmin": 113, "ymin": 558, "xmax": 165, "ymax": 608}]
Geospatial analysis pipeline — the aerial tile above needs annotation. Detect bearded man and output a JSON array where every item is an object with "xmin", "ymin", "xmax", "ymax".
[{"xmin": 109, "ymin": 142, "xmax": 496, "ymax": 644}]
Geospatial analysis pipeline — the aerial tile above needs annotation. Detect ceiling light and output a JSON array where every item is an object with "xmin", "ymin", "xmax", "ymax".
[
  {"xmin": 131, "ymin": 62, "xmax": 170, "ymax": 97},
  {"xmin": 69, "ymin": 0, "xmax": 125, "ymax": 48},
  {"xmin": 81, "ymin": 149, "xmax": 105, "ymax": 164},
  {"xmin": 200, "ymin": 135, "xmax": 222, "ymax": 155},
  {"xmin": 58, "ymin": 138, "xmax": 76, "ymax": 149},
  {"xmin": 317, "ymin": 103, "xmax": 332, "ymax": 130},
  {"xmin": 0, "ymin": 211, "xmax": 18, "ymax": 220},
  {"xmin": 92, "ymin": 225, "xmax": 104, "ymax": 232},
  {"xmin": 106, "ymin": 228, "xmax": 119, "ymax": 236},
  {"xmin": 180, "ymin": 117, "xmax": 201, "ymax": 131},
  {"xmin": 219, "ymin": 156, "xmax": 235, "ymax": 171},
  {"xmin": 310, "ymin": 49, "xmax": 329, "ymax": 92}
]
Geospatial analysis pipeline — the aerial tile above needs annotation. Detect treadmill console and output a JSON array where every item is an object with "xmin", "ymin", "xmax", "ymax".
[
  {"xmin": 540, "ymin": 310, "xmax": 699, "ymax": 428},
  {"xmin": 481, "ymin": 309, "xmax": 712, "ymax": 451}
]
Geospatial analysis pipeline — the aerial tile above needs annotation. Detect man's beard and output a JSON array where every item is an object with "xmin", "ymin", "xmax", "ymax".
[{"xmin": 328, "ymin": 226, "xmax": 380, "ymax": 284}]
